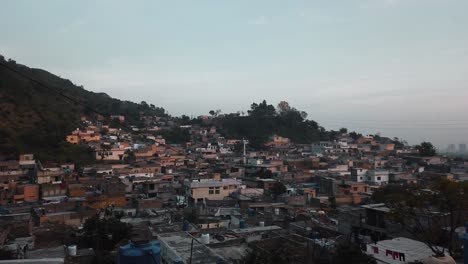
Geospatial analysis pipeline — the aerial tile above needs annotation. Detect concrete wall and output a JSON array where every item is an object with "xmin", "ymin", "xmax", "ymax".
[{"xmin": 191, "ymin": 186, "xmax": 237, "ymax": 201}]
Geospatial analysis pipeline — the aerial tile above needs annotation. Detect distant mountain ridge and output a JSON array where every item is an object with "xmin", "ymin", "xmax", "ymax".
[{"xmin": 0, "ymin": 55, "xmax": 165, "ymax": 160}]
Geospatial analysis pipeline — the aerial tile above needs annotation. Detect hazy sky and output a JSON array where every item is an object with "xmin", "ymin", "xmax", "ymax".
[{"xmin": 1, "ymin": 0, "xmax": 468, "ymax": 148}]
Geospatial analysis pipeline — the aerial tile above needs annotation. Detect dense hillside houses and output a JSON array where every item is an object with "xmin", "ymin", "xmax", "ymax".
[
  {"xmin": 0, "ymin": 57, "xmax": 466, "ymax": 263},
  {"xmin": 0, "ymin": 105, "xmax": 466, "ymax": 264}
]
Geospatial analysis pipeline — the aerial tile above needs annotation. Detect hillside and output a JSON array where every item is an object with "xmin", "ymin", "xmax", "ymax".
[
  {"xmin": 0, "ymin": 55, "xmax": 165, "ymax": 161},
  {"xmin": 214, "ymin": 100, "xmax": 338, "ymax": 148}
]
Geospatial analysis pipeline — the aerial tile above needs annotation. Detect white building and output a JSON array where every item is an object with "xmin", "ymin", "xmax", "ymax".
[
  {"xmin": 365, "ymin": 237, "xmax": 455, "ymax": 264},
  {"xmin": 351, "ymin": 168, "xmax": 368, "ymax": 182},
  {"xmin": 185, "ymin": 178, "xmax": 243, "ymax": 202},
  {"xmin": 366, "ymin": 170, "xmax": 389, "ymax": 185},
  {"xmin": 311, "ymin": 141, "xmax": 352, "ymax": 156}
]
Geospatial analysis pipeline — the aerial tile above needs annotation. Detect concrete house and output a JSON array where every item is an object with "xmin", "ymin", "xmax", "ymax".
[{"xmin": 185, "ymin": 178, "xmax": 242, "ymax": 202}]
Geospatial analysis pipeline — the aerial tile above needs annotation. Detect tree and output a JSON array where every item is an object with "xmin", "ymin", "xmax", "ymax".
[
  {"xmin": 331, "ymin": 243, "xmax": 377, "ymax": 264},
  {"xmin": 242, "ymin": 245, "xmax": 296, "ymax": 264},
  {"xmin": 300, "ymin": 111, "xmax": 308, "ymax": 119},
  {"xmin": 277, "ymin": 101, "xmax": 291, "ymax": 114},
  {"xmin": 158, "ymin": 127, "xmax": 190, "ymax": 144},
  {"xmin": 99, "ymin": 143, "xmax": 112, "ymax": 161},
  {"xmin": 124, "ymin": 150, "xmax": 136, "ymax": 164},
  {"xmin": 81, "ymin": 214, "xmax": 131, "ymax": 251},
  {"xmin": 248, "ymin": 100, "xmax": 276, "ymax": 117},
  {"xmin": 349, "ymin": 131, "xmax": 362, "ymax": 140},
  {"xmin": 339, "ymin": 128, "xmax": 348, "ymax": 134},
  {"xmin": 257, "ymin": 169, "xmax": 273, "ymax": 179},
  {"xmin": 271, "ymin": 182, "xmax": 287, "ymax": 200},
  {"xmin": 180, "ymin": 115, "xmax": 190, "ymax": 122},
  {"xmin": 329, "ymin": 196, "xmax": 337, "ymax": 209},
  {"xmin": 219, "ymin": 101, "xmax": 328, "ymax": 149},
  {"xmin": 416, "ymin": 141, "xmax": 436, "ymax": 156},
  {"xmin": 374, "ymin": 181, "xmax": 468, "ymax": 257},
  {"xmin": 140, "ymin": 101, "xmax": 149, "ymax": 108}
]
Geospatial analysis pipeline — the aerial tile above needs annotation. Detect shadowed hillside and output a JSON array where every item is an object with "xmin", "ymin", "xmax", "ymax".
[{"xmin": 0, "ymin": 55, "xmax": 165, "ymax": 161}]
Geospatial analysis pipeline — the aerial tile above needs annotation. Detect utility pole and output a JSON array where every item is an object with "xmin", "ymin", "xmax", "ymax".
[
  {"xmin": 242, "ymin": 138, "xmax": 247, "ymax": 164},
  {"xmin": 189, "ymin": 237, "xmax": 194, "ymax": 264}
]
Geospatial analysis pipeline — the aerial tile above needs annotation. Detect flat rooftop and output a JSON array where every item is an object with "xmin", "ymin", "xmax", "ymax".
[
  {"xmin": 188, "ymin": 179, "xmax": 241, "ymax": 188},
  {"xmin": 361, "ymin": 203, "xmax": 390, "ymax": 213},
  {"xmin": 158, "ymin": 232, "xmax": 225, "ymax": 263},
  {"xmin": 369, "ymin": 237, "xmax": 446, "ymax": 263},
  {"xmin": 231, "ymin": 225, "xmax": 282, "ymax": 234}
]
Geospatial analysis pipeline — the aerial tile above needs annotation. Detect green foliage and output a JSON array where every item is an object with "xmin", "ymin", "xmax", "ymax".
[
  {"xmin": 331, "ymin": 243, "xmax": 377, "ymax": 264},
  {"xmin": 248, "ymin": 100, "xmax": 276, "ymax": 117},
  {"xmin": 416, "ymin": 141, "xmax": 436, "ymax": 156},
  {"xmin": 329, "ymin": 196, "xmax": 337, "ymax": 209},
  {"xmin": 80, "ymin": 214, "xmax": 131, "ymax": 252},
  {"xmin": 242, "ymin": 246, "xmax": 294, "ymax": 264},
  {"xmin": 257, "ymin": 169, "xmax": 273, "ymax": 179},
  {"xmin": 373, "ymin": 181, "xmax": 468, "ymax": 257},
  {"xmin": 158, "ymin": 127, "xmax": 190, "ymax": 144},
  {"xmin": 219, "ymin": 100, "xmax": 333, "ymax": 149},
  {"xmin": 124, "ymin": 150, "xmax": 136, "ymax": 164},
  {"xmin": 0, "ymin": 55, "xmax": 165, "ymax": 159},
  {"xmin": 183, "ymin": 208, "xmax": 198, "ymax": 223},
  {"xmin": 208, "ymin": 109, "xmax": 221, "ymax": 117},
  {"xmin": 349, "ymin": 131, "xmax": 362, "ymax": 140},
  {"xmin": 271, "ymin": 182, "xmax": 287, "ymax": 199},
  {"xmin": 243, "ymin": 241, "xmax": 376, "ymax": 264},
  {"xmin": 35, "ymin": 142, "xmax": 94, "ymax": 164}
]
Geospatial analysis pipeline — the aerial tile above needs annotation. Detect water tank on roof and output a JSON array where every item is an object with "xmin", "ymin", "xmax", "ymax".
[
  {"xmin": 67, "ymin": 245, "xmax": 77, "ymax": 256},
  {"xmin": 119, "ymin": 240, "xmax": 161, "ymax": 264},
  {"xmin": 182, "ymin": 220, "xmax": 190, "ymax": 231},
  {"xmin": 239, "ymin": 219, "xmax": 245, "ymax": 229},
  {"xmin": 311, "ymin": 232, "xmax": 320, "ymax": 239},
  {"xmin": 201, "ymin": 233, "xmax": 210, "ymax": 244},
  {"xmin": 259, "ymin": 221, "xmax": 265, "ymax": 227},
  {"xmin": 247, "ymin": 208, "xmax": 255, "ymax": 217}
]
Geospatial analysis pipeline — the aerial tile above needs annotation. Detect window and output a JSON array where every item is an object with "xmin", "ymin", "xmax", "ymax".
[
  {"xmin": 353, "ymin": 187, "xmax": 358, "ymax": 191},
  {"xmin": 223, "ymin": 186, "xmax": 228, "ymax": 190},
  {"xmin": 209, "ymin": 190, "xmax": 214, "ymax": 194},
  {"xmin": 377, "ymin": 176, "xmax": 381, "ymax": 181},
  {"xmin": 215, "ymin": 190, "xmax": 220, "ymax": 194}
]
